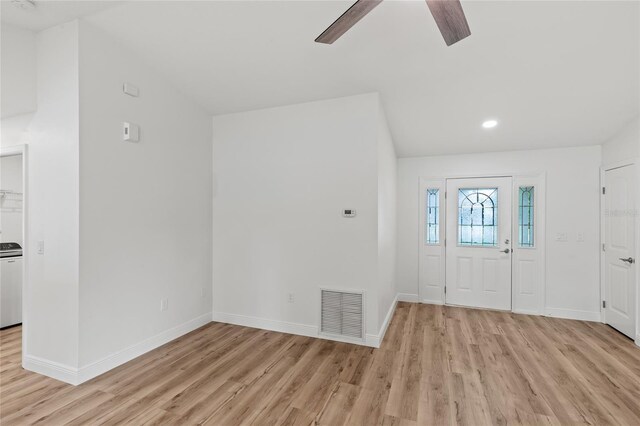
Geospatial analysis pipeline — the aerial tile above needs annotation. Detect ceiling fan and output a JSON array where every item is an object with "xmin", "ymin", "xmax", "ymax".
[{"xmin": 315, "ymin": 0, "xmax": 471, "ymax": 46}]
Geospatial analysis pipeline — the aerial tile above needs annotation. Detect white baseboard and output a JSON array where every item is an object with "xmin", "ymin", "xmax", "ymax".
[
  {"xmin": 420, "ymin": 298, "xmax": 444, "ymax": 305},
  {"xmin": 636, "ymin": 335, "xmax": 640, "ymax": 348},
  {"xmin": 23, "ymin": 355, "xmax": 80, "ymax": 385},
  {"xmin": 213, "ymin": 311, "xmax": 375, "ymax": 347},
  {"xmin": 545, "ymin": 307, "xmax": 601, "ymax": 322},
  {"xmin": 78, "ymin": 312, "xmax": 212, "ymax": 384},
  {"xmin": 365, "ymin": 294, "xmax": 398, "ymax": 347},
  {"xmin": 379, "ymin": 294, "xmax": 398, "ymax": 342},
  {"xmin": 24, "ymin": 312, "xmax": 212, "ymax": 386},
  {"xmin": 397, "ymin": 293, "xmax": 419, "ymax": 303},
  {"xmin": 213, "ymin": 300, "xmax": 401, "ymax": 350},
  {"xmin": 212, "ymin": 311, "xmax": 318, "ymax": 339},
  {"xmin": 513, "ymin": 309, "xmax": 542, "ymax": 316}
]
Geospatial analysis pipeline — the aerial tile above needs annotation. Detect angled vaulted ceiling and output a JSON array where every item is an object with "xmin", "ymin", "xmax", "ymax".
[
  {"xmin": 0, "ymin": 0, "xmax": 123, "ymax": 32},
  {"xmin": 6, "ymin": 1, "xmax": 640, "ymax": 157}
]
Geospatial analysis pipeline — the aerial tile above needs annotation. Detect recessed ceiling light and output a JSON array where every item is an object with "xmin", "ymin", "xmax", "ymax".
[{"xmin": 482, "ymin": 120, "xmax": 498, "ymax": 129}]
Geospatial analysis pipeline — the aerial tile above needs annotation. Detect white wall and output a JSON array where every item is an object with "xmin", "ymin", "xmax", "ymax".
[
  {"xmin": 77, "ymin": 21, "xmax": 213, "ymax": 369},
  {"xmin": 212, "ymin": 93, "xmax": 388, "ymax": 340},
  {"xmin": 25, "ymin": 21, "xmax": 80, "ymax": 369},
  {"xmin": 601, "ymin": 116, "xmax": 640, "ymax": 344},
  {"xmin": 0, "ymin": 154, "xmax": 23, "ymax": 244},
  {"xmin": 602, "ymin": 117, "xmax": 640, "ymax": 166},
  {"xmin": 0, "ymin": 25, "xmax": 36, "ymax": 149},
  {"xmin": 1, "ymin": 113, "xmax": 35, "ymax": 147},
  {"xmin": 397, "ymin": 146, "xmax": 602, "ymax": 320},
  {"xmin": 377, "ymin": 100, "xmax": 397, "ymax": 330},
  {"xmin": 0, "ymin": 24, "xmax": 37, "ymax": 118},
  {"xmin": 10, "ymin": 20, "xmax": 213, "ymax": 384}
]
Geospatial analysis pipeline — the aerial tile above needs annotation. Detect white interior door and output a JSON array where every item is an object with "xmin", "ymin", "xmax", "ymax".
[
  {"xmin": 445, "ymin": 177, "xmax": 512, "ymax": 310},
  {"xmin": 604, "ymin": 165, "xmax": 636, "ymax": 339}
]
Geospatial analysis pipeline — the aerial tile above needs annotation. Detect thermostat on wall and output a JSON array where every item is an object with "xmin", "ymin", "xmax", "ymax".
[{"xmin": 342, "ymin": 209, "xmax": 356, "ymax": 217}]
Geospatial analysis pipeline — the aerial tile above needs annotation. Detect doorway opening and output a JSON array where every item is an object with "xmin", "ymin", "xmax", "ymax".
[{"xmin": 0, "ymin": 145, "xmax": 27, "ymax": 368}]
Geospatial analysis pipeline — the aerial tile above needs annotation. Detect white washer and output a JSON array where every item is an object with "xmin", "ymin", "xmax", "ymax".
[{"xmin": 0, "ymin": 255, "xmax": 22, "ymax": 328}]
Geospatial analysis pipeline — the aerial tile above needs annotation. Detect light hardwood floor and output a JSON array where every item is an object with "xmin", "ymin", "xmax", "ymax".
[{"xmin": 1, "ymin": 302, "xmax": 640, "ymax": 425}]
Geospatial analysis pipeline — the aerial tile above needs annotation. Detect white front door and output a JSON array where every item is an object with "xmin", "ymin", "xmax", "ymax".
[
  {"xmin": 445, "ymin": 177, "xmax": 513, "ymax": 310},
  {"xmin": 604, "ymin": 165, "xmax": 636, "ymax": 339}
]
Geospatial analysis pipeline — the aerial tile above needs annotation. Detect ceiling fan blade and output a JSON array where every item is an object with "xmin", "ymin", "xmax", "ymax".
[
  {"xmin": 315, "ymin": 0, "xmax": 383, "ymax": 44},
  {"xmin": 425, "ymin": 0, "xmax": 471, "ymax": 46}
]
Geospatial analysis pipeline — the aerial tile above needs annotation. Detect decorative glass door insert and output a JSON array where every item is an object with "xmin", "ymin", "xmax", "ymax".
[{"xmin": 458, "ymin": 188, "xmax": 498, "ymax": 247}]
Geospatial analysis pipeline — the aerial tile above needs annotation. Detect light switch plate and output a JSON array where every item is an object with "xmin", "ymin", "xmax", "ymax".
[{"xmin": 123, "ymin": 122, "xmax": 140, "ymax": 142}]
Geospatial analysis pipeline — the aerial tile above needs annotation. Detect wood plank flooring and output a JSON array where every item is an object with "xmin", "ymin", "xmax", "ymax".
[{"xmin": 2, "ymin": 302, "xmax": 640, "ymax": 425}]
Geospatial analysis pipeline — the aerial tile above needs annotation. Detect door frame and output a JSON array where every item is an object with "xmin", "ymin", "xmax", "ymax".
[
  {"xmin": 600, "ymin": 159, "xmax": 640, "ymax": 345},
  {"xmin": 418, "ymin": 172, "xmax": 546, "ymax": 314},
  {"xmin": 0, "ymin": 144, "xmax": 28, "ymax": 364}
]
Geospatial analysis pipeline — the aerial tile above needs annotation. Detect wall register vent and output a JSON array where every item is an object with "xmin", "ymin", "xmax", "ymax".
[{"xmin": 320, "ymin": 289, "xmax": 364, "ymax": 341}]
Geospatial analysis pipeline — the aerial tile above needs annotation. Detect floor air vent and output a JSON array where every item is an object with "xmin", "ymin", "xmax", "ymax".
[{"xmin": 320, "ymin": 289, "xmax": 364, "ymax": 340}]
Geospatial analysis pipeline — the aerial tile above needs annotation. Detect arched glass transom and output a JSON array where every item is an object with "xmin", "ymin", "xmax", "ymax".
[{"xmin": 458, "ymin": 188, "xmax": 498, "ymax": 246}]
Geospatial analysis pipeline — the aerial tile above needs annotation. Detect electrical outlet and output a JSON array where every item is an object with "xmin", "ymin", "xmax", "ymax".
[
  {"xmin": 287, "ymin": 293, "xmax": 295, "ymax": 303},
  {"xmin": 576, "ymin": 232, "xmax": 585, "ymax": 242},
  {"xmin": 160, "ymin": 298, "xmax": 169, "ymax": 311}
]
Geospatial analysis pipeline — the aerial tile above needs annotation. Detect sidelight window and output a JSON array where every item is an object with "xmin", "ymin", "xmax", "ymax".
[
  {"xmin": 518, "ymin": 186, "xmax": 535, "ymax": 247},
  {"xmin": 425, "ymin": 189, "xmax": 440, "ymax": 244}
]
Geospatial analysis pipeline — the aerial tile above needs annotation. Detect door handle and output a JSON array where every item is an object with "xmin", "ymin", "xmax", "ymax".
[
  {"xmin": 500, "ymin": 248, "xmax": 511, "ymax": 254},
  {"xmin": 619, "ymin": 257, "xmax": 635, "ymax": 264}
]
